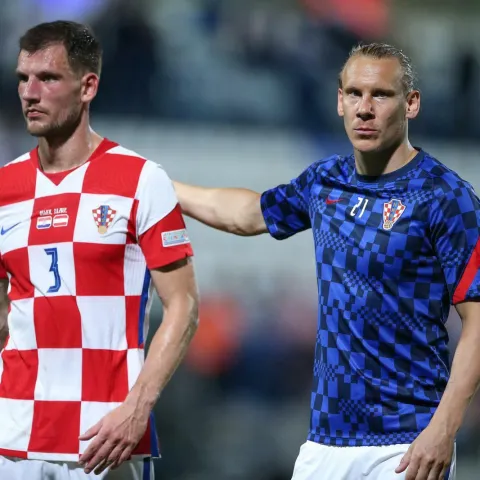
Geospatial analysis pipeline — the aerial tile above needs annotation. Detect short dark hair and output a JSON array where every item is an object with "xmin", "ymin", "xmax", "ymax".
[
  {"xmin": 19, "ymin": 20, "xmax": 102, "ymax": 76},
  {"xmin": 339, "ymin": 43, "xmax": 417, "ymax": 94}
]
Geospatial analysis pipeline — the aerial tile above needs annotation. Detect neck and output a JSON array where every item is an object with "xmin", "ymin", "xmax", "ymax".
[
  {"xmin": 354, "ymin": 140, "xmax": 418, "ymax": 177},
  {"xmin": 37, "ymin": 115, "xmax": 103, "ymax": 173}
]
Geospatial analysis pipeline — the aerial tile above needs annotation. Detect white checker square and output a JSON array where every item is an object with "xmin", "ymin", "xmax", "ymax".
[
  {"xmin": 0, "ymin": 199, "xmax": 35, "ymax": 255},
  {"xmin": 34, "ymin": 348, "xmax": 82, "ymax": 401},
  {"xmin": 34, "ymin": 163, "xmax": 88, "ymax": 198},
  {"xmin": 79, "ymin": 401, "xmax": 121, "ymax": 454},
  {"xmin": 0, "ymin": 398, "xmax": 34, "ymax": 451},
  {"xmin": 127, "ymin": 348, "xmax": 144, "ymax": 391},
  {"xmin": 74, "ymin": 193, "xmax": 133, "ymax": 245},
  {"xmin": 28, "ymin": 242, "xmax": 76, "ymax": 297},
  {"xmin": 124, "ymin": 244, "xmax": 148, "ymax": 296},
  {"xmin": 135, "ymin": 162, "xmax": 177, "ymax": 236},
  {"xmin": 106, "ymin": 145, "xmax": 146, "ymax": 159},
  {"xmin": 7, "ymin": 152, "xmax": 31, "ymax": 165},
  {"xmin": 4, "ymin": 299, "xmax": 36, "ymax": 350},
  {"xmin": 77, "ymin": 296, "xmax": 127, "ymax": 350}
]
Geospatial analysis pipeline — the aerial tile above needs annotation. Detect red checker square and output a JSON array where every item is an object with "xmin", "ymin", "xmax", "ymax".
[
  {"xmin": 0, "ymin": 161, "xmax": 36, "ymax": 207},
  {"xmin": 125, "ymin": 296, "xmax": 142, "ymax": 348},
  {"xmin": 82, "ymin": 153, "xmax": 145, "ymax": 198},
  {"xmin": 0, "ymin": 349, "xmax": 38, "ymax": 399},
  {"xmin": 74, "ymin": 243, "xmax": 125, "ymax": 296},
  {"xmin": 34, "ymin": 297, "xmax": 82, "ymax": 348},
  {"xmin": 2, "ymin": 247, "xmax": 34, "ymax": 300},
  {"xmin": 28, "ymin": 401, "xmax": 81, "ymax": 454},
  {"xmin": 29, "ymin": 193, "xmax": 81, "ymax": 245},
  {"xmin": 82, "ymin": 349, "xmax": 129, "ymax": 402}
]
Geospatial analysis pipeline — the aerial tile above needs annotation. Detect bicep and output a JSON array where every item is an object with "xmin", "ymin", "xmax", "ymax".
[
  {"xmin": 240, "ymin": 191, "xmax": 267, "ymax": 236},
  {"xmin": 454, "ymin": 301, "xmax": 480, "ymax": 324}
]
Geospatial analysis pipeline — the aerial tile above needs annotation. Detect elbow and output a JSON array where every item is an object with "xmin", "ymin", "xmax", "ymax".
[
  {"xmin": 187, "ymin": 294, "xmax": 200, "ymax": 330},
  {"xmin": 231, "ymin": 218, "xmax": 266, "ymax": 237},
  {"xmin": 189, "ymin": 302, "xmax": 200, "ymax": 330},
  {"xmin": 231, "ymin": 225, "xmax": 259, "ymax": 237}
]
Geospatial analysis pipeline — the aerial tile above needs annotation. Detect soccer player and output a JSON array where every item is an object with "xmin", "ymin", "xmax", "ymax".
[
  {"xmin": 0, "ymin": 21, "xmax": 199, "ymax": 480},
  {"xmin": 174, "ymin": 43, "xmax": 480, "ymax": 480}
]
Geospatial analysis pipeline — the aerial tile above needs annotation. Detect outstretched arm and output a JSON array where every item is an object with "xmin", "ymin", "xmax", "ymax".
[{"xmin": 173, "ymin": 182, "xmax": 267, "ymax": 236}]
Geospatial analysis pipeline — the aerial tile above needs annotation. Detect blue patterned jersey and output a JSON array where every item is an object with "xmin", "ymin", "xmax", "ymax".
[{"xmin": 261, "ymin": 150, "xmax": 480, "ymax": 447}]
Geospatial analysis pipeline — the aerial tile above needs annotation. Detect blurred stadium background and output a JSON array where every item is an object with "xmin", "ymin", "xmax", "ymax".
[{"xmin": 1, "ymin": 1, "xmax": 480, "ymax": 479}]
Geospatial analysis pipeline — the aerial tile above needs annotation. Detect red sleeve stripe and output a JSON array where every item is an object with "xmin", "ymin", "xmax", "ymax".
[{"xmin": 453, "ymin": 238, "xmax": 480, "ymax": 304}]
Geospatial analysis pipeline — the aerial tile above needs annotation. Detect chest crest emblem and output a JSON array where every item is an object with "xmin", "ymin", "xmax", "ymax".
[
  {"xmin": 92, "ymin": 205, "xmax": 117, "ymax": 234},
  {"xmin": 383, "ymin": 199, "xmax": 406, "ymax": 230}
]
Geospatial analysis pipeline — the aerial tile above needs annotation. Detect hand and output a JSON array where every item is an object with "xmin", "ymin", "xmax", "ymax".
[
  {"xmin": 78, "ymin": 401, "xmax": 150, "ymax": 475},
  {"xmin": 395, "ymin": 423, "xmax": 454, "ymax": 480}
]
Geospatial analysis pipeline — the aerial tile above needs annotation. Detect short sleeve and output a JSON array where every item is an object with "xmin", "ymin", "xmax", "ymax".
[
  {"xmin": 135, "ymin": 161, "xmax": 193, "ymax": 270},
  {"xmin": 429, "ymin": 181, "xmax": 480, "ymax": 304},
  {"xmin": 260, "ymin": 163, "xmax": 315, "ymax": 240}
]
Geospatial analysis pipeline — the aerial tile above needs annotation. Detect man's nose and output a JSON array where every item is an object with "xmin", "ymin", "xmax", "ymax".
[
  {"xmin": 20, "ymin": 77, "xmax": 41, "ymax": 102},
  {"xmin": 356, "ymin": 95, "xmax": 374, "ymax": 119}
]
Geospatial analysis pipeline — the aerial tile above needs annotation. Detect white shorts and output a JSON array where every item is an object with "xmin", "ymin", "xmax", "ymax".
[
  {"xmin": 291, "ymin": 441, "xmax": 456, "ymax": 480},
  {"xmin": 0, "ymin": 456, "xmax": 154, "ymax": 480}
]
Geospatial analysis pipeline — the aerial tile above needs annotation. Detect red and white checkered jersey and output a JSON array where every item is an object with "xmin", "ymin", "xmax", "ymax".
[{"xmin": 0, "ymin": 139, "xmax": 193, "ymax": 461}]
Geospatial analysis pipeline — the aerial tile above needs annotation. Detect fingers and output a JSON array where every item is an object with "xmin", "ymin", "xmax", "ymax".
[
  {"xmin": 79, "ymin": 436, "xmax": 103, "ymax": 468},
  {"xmin": 404, "ymin": 457, "xmax": 420, "ymax": 480},
  {"xmin": 79, "ymin": 420, "xmax": 102, "ymax": 442},
  {"xmin": 426, "ymin": 464, "xmax": 447, "ymax": 480},
  {"xmin": 405, "ymin": 458, "xmax": 447, "ymax": 480},
  {"xmin": 414, "ymin": 461, "xmax": 433, "ymax": 480},
  {"xmin": 103, "ymin": 444, "xmax": 125, "ymax": 471},
  {"xmin": 84, "ymin": 439, "xmax": 116, "ymax": 474},
  {"xmin": 110, "ymin": 446, "xmax": 134, "ymax": 470},
  {"xmin": 396, "ymin": 449, "xmax": 412, "ymax": 474}
]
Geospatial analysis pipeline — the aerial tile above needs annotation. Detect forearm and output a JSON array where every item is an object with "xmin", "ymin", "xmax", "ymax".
[
  {"xmin": 0, "ymin": 280, "xmax": 9, "ymax": 350},
  {"xmin": 125, "ymin": 294, "xmax": 198, "ymax": 414},
  {"xmin": 0, "ymin": 323, "xmax": 8, "ymax": 351},
  {"xmin": 174, "ymin": 182, "xmax": 265, "ymax": 236},
  {"xmin": 430, "ymin": 318, "xmax": 480, "ymax": 435}
]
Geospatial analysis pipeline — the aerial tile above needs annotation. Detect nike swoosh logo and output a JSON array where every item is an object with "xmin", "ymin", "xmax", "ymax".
[
  {"xmin": 325, "ymin": 198, "xmax": 343, "ymax": 205},
  {"xmin": 1, "ymin": 223, "xmax": 20, "ymax": 235}
]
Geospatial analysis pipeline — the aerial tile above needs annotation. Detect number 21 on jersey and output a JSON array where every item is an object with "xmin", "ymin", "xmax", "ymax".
[
  {"xmin": 350, "ymin": 196, "xmax": 369, "ymax": 218},
  {"xmin": 45, "ymin": 247, "xmax": 61, "ymax": 293}
]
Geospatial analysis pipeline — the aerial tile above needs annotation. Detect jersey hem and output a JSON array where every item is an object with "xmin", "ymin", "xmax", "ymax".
[
  {"xmin": 0, "ymin": 449, "xmax": 159, "ymax": 462},
  {"xmin": 307, "ymin": 431, "xmax": 420, "ymax": 447}
]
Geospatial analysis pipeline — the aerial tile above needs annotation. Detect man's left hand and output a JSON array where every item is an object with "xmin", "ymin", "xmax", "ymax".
[
  {"xmin": 395, "ymin": 423, "xmax": 454, "ymax": 480},
  {"xmin": 79, "ymin": 401, "xmax": 150, "ymax": 475}
]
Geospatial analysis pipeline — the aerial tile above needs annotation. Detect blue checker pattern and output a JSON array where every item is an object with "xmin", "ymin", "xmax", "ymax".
[{"xmin": 261, "ymin": 150, "xmax": 480, "ymax": 446}]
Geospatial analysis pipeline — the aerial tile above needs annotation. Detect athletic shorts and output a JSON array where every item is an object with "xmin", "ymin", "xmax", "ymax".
[
  {"xmin": 0, "ymin": 455, "xmax": 154, "ymax": 480},
  {"xmin": 291, "ymin": 441, "xmax": 456, "ymax": 480}
]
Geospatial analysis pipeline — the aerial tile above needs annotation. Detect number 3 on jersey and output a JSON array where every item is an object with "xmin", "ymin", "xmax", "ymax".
[
  {"xmin": 350, "ymin": 196, "xmax": 369, "ymax": 218},
  {"xmin": 45, "ymin": 247, "xmax": 61, "ymax": 293}
]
